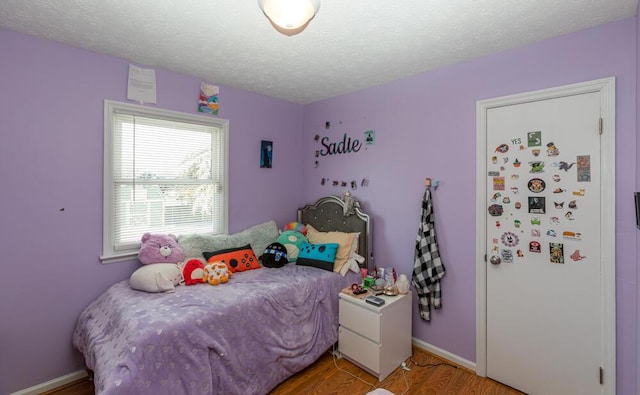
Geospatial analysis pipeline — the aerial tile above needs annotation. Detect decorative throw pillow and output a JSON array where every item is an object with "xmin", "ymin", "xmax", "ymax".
[
  {"xmin": 305, "ymin": 224, "xmax": 358, "ymax": 273},
  {"xmin": 296, "ymin": 242, "xmax": 339, "ymax": 272},
  {"xmin": 203, "ymin": 244, "xmax": 261, "ymax": 273}
]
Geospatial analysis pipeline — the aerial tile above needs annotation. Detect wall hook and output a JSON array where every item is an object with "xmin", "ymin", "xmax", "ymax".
[{"xmin": 424, "ymin": 177, "xmax": 439, "ymax": 190}]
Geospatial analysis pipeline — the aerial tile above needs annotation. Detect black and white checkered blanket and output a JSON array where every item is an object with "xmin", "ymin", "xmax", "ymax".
[{"xmin": 412, "ymin": 188, "xmax": 446, "ymax": 321}]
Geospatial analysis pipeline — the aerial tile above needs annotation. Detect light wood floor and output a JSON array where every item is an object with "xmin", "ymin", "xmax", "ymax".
[{"xmin": 46, "ymin": 347, "xmax": 524, "ymax": 395}]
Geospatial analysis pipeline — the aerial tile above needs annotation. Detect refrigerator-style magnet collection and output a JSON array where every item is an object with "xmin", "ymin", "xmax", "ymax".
[{"xmin": 488, "ymin": 130, "xmax": 591, "ymax": 265}]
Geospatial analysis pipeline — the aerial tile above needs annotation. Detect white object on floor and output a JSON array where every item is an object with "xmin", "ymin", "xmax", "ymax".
[{"xmin": 367, "ymin": 389, "xmax": 395, "ymax": 395}]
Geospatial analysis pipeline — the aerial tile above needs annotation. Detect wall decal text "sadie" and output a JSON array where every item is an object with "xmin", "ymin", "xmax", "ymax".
[{"xmin": 320, "ymin": 133, "xmax": 362, "ymax": 156}]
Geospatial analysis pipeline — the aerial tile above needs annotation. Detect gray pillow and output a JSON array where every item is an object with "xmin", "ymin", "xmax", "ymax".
[{"xmin": 178, "ymin": 220, "xmax": 279, "ymax": 260}]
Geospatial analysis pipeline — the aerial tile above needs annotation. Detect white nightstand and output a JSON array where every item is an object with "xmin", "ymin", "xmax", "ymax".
[{"xmin": 338, "ymin": 292, "xmax": 412, "ymax": 381}]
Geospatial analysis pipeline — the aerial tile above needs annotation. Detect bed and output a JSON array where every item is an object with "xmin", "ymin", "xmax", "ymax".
[{"xmin": 73, "ymin": 195, "xmax": 371, "ymax": 395}]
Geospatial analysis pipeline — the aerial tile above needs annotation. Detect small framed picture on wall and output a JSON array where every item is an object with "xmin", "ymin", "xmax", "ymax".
[{"xmin": 260, "ymin": 140, "xmax": 273, "ymax": 168}]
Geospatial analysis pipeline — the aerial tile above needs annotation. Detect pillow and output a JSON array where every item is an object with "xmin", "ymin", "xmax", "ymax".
[
  {"xmin": 179, "ymin": 220, "xmax": 279, "ymax": 259},
  {"xmin": 203, "ymin": 244, "xmax": 261, "ymax": 273},
  {"xmin": 306, "ymin": 224, "xmax": 359, "ymax": 274},
  {"xmin": 296, "ymin": 242, "xmax": 339, "ymax": 272}
]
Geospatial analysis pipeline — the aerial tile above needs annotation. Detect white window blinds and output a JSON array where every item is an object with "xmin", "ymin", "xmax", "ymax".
[{"xmin": 102, "ymin": 101, "xmax": 228, "ymax": 262}]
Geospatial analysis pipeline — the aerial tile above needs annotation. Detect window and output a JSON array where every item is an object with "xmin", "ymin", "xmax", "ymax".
[{"xmin": 102, "ymin": 100, "xmax": 228, "ymax": 263}]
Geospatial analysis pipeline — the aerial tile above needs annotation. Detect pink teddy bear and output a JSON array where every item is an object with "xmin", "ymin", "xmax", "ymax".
[{"xmin": 137, "ymin": 233, "xmax": 185, "ymax": 265}]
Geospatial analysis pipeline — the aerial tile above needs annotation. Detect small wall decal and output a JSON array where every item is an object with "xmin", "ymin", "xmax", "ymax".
[{"xmin": 364, "ymin": 130, "xmax": 375, "ymax": 145}]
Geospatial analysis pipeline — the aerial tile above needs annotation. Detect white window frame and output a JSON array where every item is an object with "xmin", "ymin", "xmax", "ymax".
[{"xmin": 101, "ymin": 100, "xmax": 229, "ymax": 264}]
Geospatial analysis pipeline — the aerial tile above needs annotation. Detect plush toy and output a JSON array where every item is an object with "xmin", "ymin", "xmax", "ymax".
[
  {"xmin": 181, "ymin": 258, "xmax": 205, "ymax": 285},
  {"xmin": 283, "ymin": 221, "xmax": 307, "ymax": 235},
  {"xmin": 138, "ymin": 233, "xmax": 185, "ymax": 265},
  {"xmin": 129, "ymin": 263, "xmax": 182, "ymax": 293},
  {"xmin": 130, "ymin": 233, "xmax": 188, "ymax": 293},
  {"xmin": 203, "ymin": 261, "xmax": 232, "ymax": 285},
  {"xmin": 261, "ymin": 242, "xmax": 288, "ymax": 268},
  {"xmin": 276, "ymin": 230, "xmax": 307, "ymax": 261}
]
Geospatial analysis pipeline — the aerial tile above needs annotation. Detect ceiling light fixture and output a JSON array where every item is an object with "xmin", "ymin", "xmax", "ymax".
[{"xmin": 258, "ymin": 0, "xmax": 320, "ymax": 35}]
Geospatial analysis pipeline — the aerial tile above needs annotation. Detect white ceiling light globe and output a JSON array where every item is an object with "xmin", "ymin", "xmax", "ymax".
[{"xmin": 259, "ymin": 0, "xmax": 320, "ymax": 31}]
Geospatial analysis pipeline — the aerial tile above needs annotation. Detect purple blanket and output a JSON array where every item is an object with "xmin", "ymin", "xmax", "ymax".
[{"xmin": 73, "ymin": 265, "xmax": 360, "ymax": 395}]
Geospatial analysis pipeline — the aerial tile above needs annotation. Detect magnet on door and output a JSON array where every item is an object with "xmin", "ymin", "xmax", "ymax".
[
  {"xmin": 549, "ymin": 242, "xmax": 565, "ymax": 264},
  {"xmin": 501, "ymin": 249, "xmax": 514, "ymax": 263}
]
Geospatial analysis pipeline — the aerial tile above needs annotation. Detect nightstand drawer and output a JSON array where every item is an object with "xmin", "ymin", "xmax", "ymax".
[
  {"xmin": 339, "ymin": 298, "xmax": 381, "ymax": 343},
  {"xmin": 339, "ymin": 326, "xmax": 381, "ymax": 373}
]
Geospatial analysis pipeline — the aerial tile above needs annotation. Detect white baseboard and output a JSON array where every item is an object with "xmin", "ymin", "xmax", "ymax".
[
  {"xmin": 412, "ymin": 337, "xmax": 476, "ymax": 372},
  {"xmin": 10, "ymin": 370, "xmax": 88, "ymax": 395}
]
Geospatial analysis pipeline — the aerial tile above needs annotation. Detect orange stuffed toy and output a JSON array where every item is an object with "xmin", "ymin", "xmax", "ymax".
[{"xmin": 203, "ymin": 261, "xmax": 232, "ymax": 285}]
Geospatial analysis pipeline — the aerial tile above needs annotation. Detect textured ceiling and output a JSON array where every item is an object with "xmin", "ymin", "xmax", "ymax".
[{"xmin": 0, "ymin": 0, "xmax": 636, "ymax": 104}]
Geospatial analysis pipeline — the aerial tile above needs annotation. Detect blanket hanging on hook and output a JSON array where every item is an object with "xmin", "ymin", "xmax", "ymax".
[{"xmin": 412, "ymin": 187, "xmax": 446, "ymax": 321}]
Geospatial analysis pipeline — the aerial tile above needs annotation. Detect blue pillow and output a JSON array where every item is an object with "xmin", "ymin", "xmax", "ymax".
[{"xmin": 296, "ymin": 242, "xmax": 339, "ymax": 271}]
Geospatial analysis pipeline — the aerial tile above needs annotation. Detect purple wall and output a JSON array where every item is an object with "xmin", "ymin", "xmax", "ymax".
[
  {"xmin": 0, "ymin": 29, "xmax": 303, "ymax": 394},
  {"xmin": 303, "ymin": 18, "xmax": 638, "ymax": 394}
]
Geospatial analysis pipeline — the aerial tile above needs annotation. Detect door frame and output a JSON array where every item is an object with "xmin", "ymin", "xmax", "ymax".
[{"xmin": 475, "ymin": 78, "xmax": 616, "ymax": 393}]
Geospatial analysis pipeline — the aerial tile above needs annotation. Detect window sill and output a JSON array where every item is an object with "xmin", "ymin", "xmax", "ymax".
[{"xmin": 100, "ymin": 251, "xmax": 138, "ymax": 264}]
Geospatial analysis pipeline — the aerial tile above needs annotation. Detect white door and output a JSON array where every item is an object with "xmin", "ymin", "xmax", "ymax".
[{"xmin": 476, "ymin": 79, "xmax": 616, "ymax": 395}]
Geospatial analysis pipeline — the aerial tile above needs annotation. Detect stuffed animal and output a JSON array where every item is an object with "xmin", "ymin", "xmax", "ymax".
[
  {"xmin": 181, "ymin": 258, "xmax": 205, "ymax": 285},
  {"xmin": 261, "ymin": 242, "xmax": 289, "ymax": 268},
  {"xmin": 129, "ymin": 263, "xmax": 182, "ymax": 293},
  {"xmin": 283, "ymin": 221, "xmax": 307, "ymax": 235},
  {"xmin": 138, "ymin": 233, "xmax": 185, "ymax": 265},
  {"xmin": 203, "ymin": 261, "xmax": 232, "ymax": 285},
  {"xmin": 130, "ymin": 233, "xmax": 187, "ymax": 293},
  {"xmin": 276, "ymin": 230, "xmax": 307, "ymax": 261}
]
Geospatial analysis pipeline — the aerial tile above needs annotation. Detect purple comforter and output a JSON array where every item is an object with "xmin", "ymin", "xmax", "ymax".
[{"xmin": 73, "ymin": 265, "xmax": 360, "ymax": 395}]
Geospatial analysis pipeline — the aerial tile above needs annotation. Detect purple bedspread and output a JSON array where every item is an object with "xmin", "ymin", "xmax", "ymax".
[{"xmin": 73, "ymin": 265, "xmax": 360, "ymax": 395}]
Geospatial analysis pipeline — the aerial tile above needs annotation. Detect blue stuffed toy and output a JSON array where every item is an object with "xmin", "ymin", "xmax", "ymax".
[{"xmin": 276, "ymin": 230, "xmax": 308, "ymax": 261}]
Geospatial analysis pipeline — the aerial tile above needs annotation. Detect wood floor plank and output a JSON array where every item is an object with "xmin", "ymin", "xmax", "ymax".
[{"xmin": 49, "ymin": 346, "xmax": 525, "ymax": 395}]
